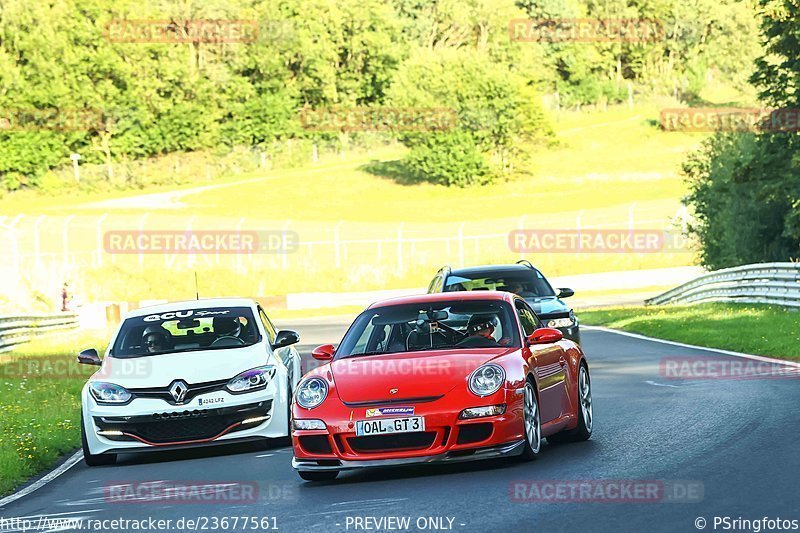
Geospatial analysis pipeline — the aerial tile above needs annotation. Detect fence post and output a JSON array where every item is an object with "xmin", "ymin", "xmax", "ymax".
[
  {"xmin": 96, "ymin": 213, "xmax": 107, "ymax": 268},
  {"xmin": 138, "ymin": 213, "xmax": 149, "ymax": 269},
  {"xmin": 33, "ymin": 215, "xmax": 46, "ymax": 269},
  {"xmin": 397, "ymin": 223, "xmax": 404, "ymax": 275},
  {"xmin": 458, "ymin": 222, "xmax": 465, "ymax": 267},
  {"xmin": 334, "ymin": 221, "xmax": 342, "ymax": 269},
  {"xmin": 10, "ymin": 215, "xmax": 23, "ymax": 281},
  {"xmin": 185, "ymin": 215, "xmax": 195, "ymax": 270},
  {"xmin": 281, "ymin": 220, "xmax": 291, "ymax": 269},
  {"xmin": 62, "ymin": 215, "xmax": 74, "ymax": 267},
  {"xmin": 236, "ymin": 217, "xmax": 246, "ymax": 275},
  {"xmin": 629, "ymin": 202, "xmax": 637, "ymax": 231}
]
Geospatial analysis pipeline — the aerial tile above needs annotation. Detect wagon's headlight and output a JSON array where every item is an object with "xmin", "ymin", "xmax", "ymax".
[
  {"xmin": 547, "ymin": 316, "xmax": 575, "ymax": 328},
  {"xmin": 468, "ymin": 364, "xmax": 505, "ymax": 397},
  {"xmin": 227, "ymin": 366, "xmax": 275, "ymax": 394},
  {"xmin": 89, "ymin": 382, "xmax": 131, "ymax": 404},
  {"xmin": 295, "ymin": 377, "xmax": 328, "ymax": 409}
]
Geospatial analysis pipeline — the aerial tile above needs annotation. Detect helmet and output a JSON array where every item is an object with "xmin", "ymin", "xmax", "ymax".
[
  {"xmin": 213, "ymin": 316, "xmax": 241, "ymax": 337},
  {"xmin": 466, "ymin": 314, "xmax": 496, "ymax": 334},
  {"xmin": 142, "ymin": 325, "xmax": 172, "ymax": 350}
]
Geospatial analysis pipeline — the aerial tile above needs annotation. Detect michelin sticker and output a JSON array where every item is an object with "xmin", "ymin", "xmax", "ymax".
[{"xmin": 366, "ymin": 406, "xmax": 414, "ymax": 418}]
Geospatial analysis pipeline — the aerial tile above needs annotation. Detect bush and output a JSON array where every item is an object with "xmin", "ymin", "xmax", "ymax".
[{"xmin": 682, "ymin": 132, "xmax": 800, "ymax": 269}]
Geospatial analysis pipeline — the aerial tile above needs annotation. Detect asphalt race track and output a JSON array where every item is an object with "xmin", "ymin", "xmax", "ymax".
[{"xmin": 1, "ymin": 324, "xmax": 798, "ymax": 533}]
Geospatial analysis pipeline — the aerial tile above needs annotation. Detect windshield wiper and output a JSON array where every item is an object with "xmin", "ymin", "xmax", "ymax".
[{"xmin": 341, "ymin": 350, "xmax": 395, "ymax": 359}]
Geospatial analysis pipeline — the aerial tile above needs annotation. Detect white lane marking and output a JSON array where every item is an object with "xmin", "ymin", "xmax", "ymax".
[
  {"xmin": 0, "ymin": 451, "xmax": 82, "ymax": 509},
  {"xmin": 583, "ymin": 326, "xmax": 800, "ymax": 368},
  {"xmin": 256, "ymin": 453, "xmax": 274, "ymax": 458},
  {"xmin": 644, "ymin": 380, "xmax": 680, "ymax": 388}
]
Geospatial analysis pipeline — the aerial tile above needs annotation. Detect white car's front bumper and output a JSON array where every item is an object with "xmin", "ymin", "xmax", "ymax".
[{"xmin": 82, "ymin": 378, "xmax": 289, "ymax": 455}]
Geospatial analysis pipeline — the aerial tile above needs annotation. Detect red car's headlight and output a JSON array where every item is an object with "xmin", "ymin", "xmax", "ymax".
[
  {"xmin": 295, "ymin": 377, "xmax": 328, "ymax": 409},
  {"xmin": 468, "ymin": 364, "xmax": 505, "ymax": 397}
]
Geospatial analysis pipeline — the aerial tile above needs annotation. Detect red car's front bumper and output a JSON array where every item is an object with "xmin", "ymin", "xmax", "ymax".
[{"xmin": 291, "ymin": 386, "xmax": 525, "ymax": 472}]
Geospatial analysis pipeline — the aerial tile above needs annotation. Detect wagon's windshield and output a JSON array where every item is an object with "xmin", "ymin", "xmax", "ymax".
[
  {"xmin": 444, "ymin": 271, "xmax": 555, "ymax": 298},
  {"xmin": 336, "ymin": 300, "xmax": 520, "ymax": 358}
]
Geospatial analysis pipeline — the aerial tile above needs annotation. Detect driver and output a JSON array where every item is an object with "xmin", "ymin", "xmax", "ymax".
[
  {"xmin": 213, "ymin": 316, "xmax": 242, "ymax": 339},
  {"xmin": 142, "ymin": 325, "xmax": 172, "ymax": 353},
  {"xmin": 466, "ymin": 314, "xmax": 497, "ymax": 341}
]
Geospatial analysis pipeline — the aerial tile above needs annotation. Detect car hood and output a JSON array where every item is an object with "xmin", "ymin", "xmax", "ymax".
[
  {"xmin": 330, "ymin": 348, "xmax": 514, "ymax": 403},
  {"xmin": 94, "ymin": 344, "xmax": 268, "ymax": 388},
  {"xmin": 524, "ymin": 296, "xmax": 570, "ymax": 317}
]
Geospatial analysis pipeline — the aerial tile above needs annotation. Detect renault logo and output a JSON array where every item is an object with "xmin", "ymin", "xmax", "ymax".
[{"xmin": 169, "ymin": 380, "xmax": 189, "ymax": 404}]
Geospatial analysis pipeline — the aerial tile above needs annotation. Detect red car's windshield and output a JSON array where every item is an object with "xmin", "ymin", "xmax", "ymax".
[{"xmin": 336, "ymin": 300, "xmax": 520, "ymax": 359}]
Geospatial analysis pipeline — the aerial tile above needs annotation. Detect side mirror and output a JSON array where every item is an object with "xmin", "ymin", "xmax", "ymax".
[
  {"xmin": 557, "ymin": 288, "xmax": 574, "ymax": 298},
  {"xmin": 77, "ymin": 348, "xmax": 101, "ymax": 366},
  {"xmin": 311, "ymin": 344, "xmax": 335, "ymax": 362},
  {"xmin": 527, "ymin": 328, "xmax": 563, "ymax": 345},
  {"xmin": 272, "ymin": 330, "xmax": 300, "ymax": 349}
]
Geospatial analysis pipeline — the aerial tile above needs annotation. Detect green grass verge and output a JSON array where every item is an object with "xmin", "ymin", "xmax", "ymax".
[
  {"xmin": 0, "ymin": 331, "xmax": 109, "ymax": 496},
  {"xmin": 580, "ymin": 303, "xmax": 800, "ymax": 361}
]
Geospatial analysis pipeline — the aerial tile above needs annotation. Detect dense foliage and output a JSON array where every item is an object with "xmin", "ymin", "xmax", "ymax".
[
  {"xmin": 683, "ymin": 0, "xmax": 800, "ymax": 268},
  {"xmin": 0, "ymin": 0, "xmax": 760, "ymax": 189}
]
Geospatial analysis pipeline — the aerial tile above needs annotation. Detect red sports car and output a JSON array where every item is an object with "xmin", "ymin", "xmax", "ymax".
[{"xmin": 291, "ymin": 291, "xmax": 592, "ymax": 481}]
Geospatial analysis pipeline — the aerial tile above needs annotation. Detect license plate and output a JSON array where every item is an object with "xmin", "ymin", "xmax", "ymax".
[{"xmin": 355, "ymin": 416, "xmax": 425, "ymax": 436}]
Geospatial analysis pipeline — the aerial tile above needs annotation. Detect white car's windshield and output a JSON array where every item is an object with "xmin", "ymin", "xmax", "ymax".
[
  {"xmin": 336, "ymin": 300, "xmax": 520, "ymax": 359},
  {"xmin": 111, "ymin": 306, "xmax": 259, "ymax": 358}
]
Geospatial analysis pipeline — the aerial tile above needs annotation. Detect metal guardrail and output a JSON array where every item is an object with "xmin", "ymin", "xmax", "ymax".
[
  {"xmin": 0, "ymin": 313, "xmax": 79, "ymax": 353},
  {"xmin": 645, "ymin": 262, "xmax": 800, "ymax": 308}
]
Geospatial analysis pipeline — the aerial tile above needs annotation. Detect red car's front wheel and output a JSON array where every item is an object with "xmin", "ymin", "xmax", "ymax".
[{"xmin": 519, "ymin": 381, "xmax": 541, "ymax": 460}]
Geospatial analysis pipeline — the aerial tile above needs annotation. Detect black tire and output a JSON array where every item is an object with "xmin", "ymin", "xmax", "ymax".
[
  {"xmin": 81, "ymin": 412, "xmax": 116, "ymax": 467},
  {"xmin": 517, "ymin": 380, "xmax": 541, "ymax": 461},
  {"xmin": 298, "ymin": 470, "xmax": 339, "ymax": 482},
  {"xmin": 547, "ymin": 363, "xmax": 593, "ymax": 444}
]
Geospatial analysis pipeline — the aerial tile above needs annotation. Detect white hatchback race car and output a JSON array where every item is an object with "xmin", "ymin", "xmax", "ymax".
[{"xmin": 78, "ymin": 298, "xmax": 302, "ymax": 466}]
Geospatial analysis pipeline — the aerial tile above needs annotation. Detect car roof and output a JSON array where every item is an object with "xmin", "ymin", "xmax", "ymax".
[
  {"xmin": 367, "ymin": 291, "xmax": 516, "ymax": 309},
  {"xmin": 125, "ymin": 297, "xmax": 256, "ymax": 318},
  {"xmin": 449, "ymin": 264, "xmax": 542, "ymax": 277}
]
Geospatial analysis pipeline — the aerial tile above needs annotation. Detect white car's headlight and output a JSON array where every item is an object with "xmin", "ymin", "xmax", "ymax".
[
  {"xmin": 295, "ymin": 377, "xmax": 328, "ymax": 409},
  {"xmin": 547, "ymin": 317, "xmax": 575, "ymax": 328},
  {"xmin": 468, "ymin": 364, "xmax": 506, "ymax": 397},
  {"xmin": 89, "ymin": 382, "xmax": 132, "ymax": 404},
  {"xmin": 227, "ymin": 366, "xmax": 276, "ymax": 394}
]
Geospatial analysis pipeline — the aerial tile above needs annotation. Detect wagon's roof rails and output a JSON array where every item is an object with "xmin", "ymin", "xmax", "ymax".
[{"xmin": 516, "ymin": 259, "xmax": 534, "ymax": 269}]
